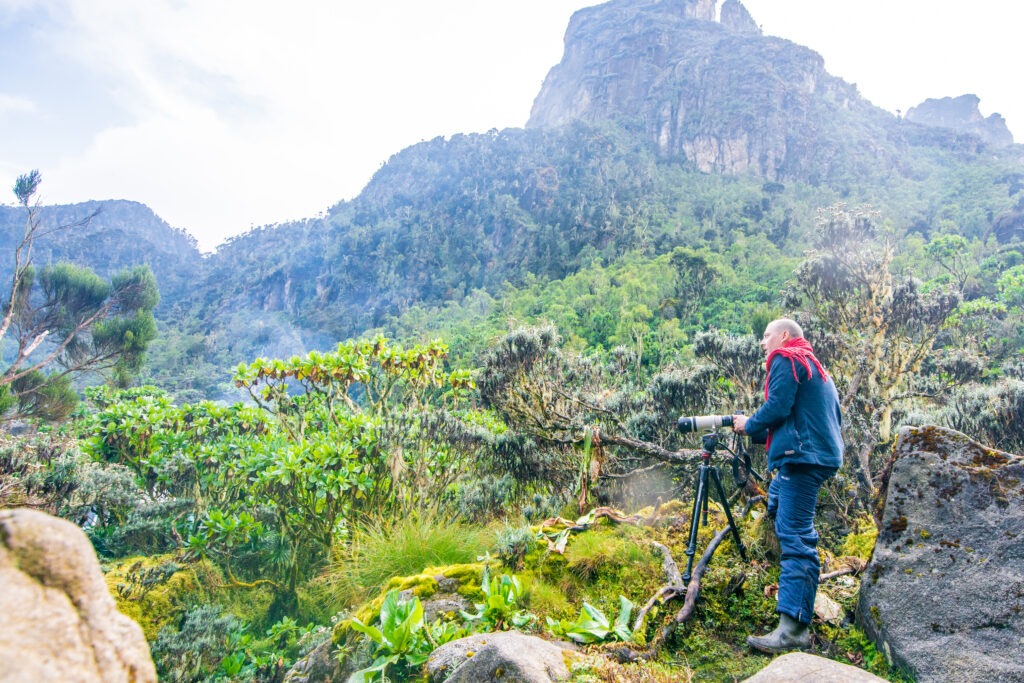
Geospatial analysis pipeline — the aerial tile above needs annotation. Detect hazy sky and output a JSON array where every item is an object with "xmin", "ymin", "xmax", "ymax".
[{"xmin": 2, "ymin": 0, "xmax": 1021, "ymax": 252}]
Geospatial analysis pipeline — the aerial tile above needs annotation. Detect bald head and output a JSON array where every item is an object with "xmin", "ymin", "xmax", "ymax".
[
  {"xmin": 760, "ymin": 318, "xmax": 803, "ymax": 355},
  {"xmin": 769, "ymin": 318, "xmax": 803, "ymax": 339}
]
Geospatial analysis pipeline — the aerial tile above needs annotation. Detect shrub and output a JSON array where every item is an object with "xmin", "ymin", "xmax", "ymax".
[
  {"xmin": 321, "ymin": 512, "xmax": 493, "ymax": 610},
  {"xmin": 495, "ymin": 523, "xmax": 537, "ymax": 570}
]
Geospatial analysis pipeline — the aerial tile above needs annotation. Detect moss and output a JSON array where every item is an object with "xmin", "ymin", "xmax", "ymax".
[
  {"xmin": 837, "ymin": 625, "xmax": 914, "ymax": 682},
  {"xmin": 422, "ymin": 562, "xmax": 485, "ymax": 596},
  {"xmin": 104, "ymin": 554, "xmax": 205, "ymax": 640},
  {"xmin": 633, "ymin": 498, "xmax": 689, "ymax": 520},
  {"xmin": 565, "ymin": 651, "xmax": 690, "ymax": 683},
  {"xmin": 383, "ymin": 572, "xmax": 439, "ymax": 597},
  {"xmin": 524, "ymin": 574, "xmax": 573, "ymax": 617},
  {"xmin": 348, "ymin": 573, "xmax": 440, "ymax": 626},
  {"xmin": 839, "ymin": 518, "xmax": 878, "ymax": 560},
  {"xmin": 333, "ymin": 563, "xmax": 487, "ymax": 644},
  {"xmin": 104, "ymin": 555, "xmax": 281, "ymax": 641}
]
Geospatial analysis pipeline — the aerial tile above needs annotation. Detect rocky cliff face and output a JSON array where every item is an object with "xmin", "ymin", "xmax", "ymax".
[
  {"xmin": 527, "ymin": 0, "xmax": 895, "ymax": 183},
  {"xmin": 906, "ymin": 94, "xmax": 1014, "ymax": 148},
  {"xmin": 719, "ymin": 0, "xmax": 759, "ymax": 35}
]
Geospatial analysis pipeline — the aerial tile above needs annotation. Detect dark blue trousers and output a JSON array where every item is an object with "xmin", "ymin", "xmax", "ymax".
[{"xmin": 767, "ymin": 463, "xmax": 838, "ymax": 624}]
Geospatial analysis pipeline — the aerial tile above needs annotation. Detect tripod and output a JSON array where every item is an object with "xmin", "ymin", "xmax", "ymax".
[{"xmin": 682, "ymin": 431, "xmax": 749, "ymax": 583}]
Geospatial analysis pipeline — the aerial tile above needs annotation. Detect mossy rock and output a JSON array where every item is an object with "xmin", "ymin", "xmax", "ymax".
[
  {"xmin": 421, "ymin": 562, "xmax": 487, "ymax": 598},
  {"xmin": 103, "ymin": 554, "xmax": 208, "ymax": 640},
  {"xmin": 104, "ymin": 555, "xmax": 279, "ymax": 640},
  {"xmin": 333, "ymin": 563, "xmax": 487, "ymax": 644}
]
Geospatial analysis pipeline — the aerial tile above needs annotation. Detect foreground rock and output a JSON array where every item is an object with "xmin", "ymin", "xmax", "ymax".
[
  {"xmin": 857, "ymin": 426, "xmax": 1024, "ymax": 682},
  {"xmin": 282, "ymin": 636, "xmax": 349, "ymax": 683},
  {"xmin": 0, "ymin": 507, "xmax": 157, "ymax": 683},
  {"xmin": 743, "ymin": 652, "xmax": 887, "ymax": 682},
  {"xmin": 426, "ymin": 631, "xmax": 575, "ymax": 683}
]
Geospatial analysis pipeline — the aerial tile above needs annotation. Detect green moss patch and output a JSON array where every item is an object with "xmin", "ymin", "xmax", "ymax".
[
  {"xmin": 104, "ymin": 554, "xmax": 205, "ymax": 640},
  {"xmin": 840, "ymin": 516, "xmax": 879, "ymax": 561}
]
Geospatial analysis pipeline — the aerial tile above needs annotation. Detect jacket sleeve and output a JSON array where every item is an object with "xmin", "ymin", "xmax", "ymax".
[{"xmin": 745, "ymin": 356, "xmax": 800, "ymax": 436}]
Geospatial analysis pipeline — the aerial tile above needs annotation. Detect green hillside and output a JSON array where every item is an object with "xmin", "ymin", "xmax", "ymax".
[{"xmin": 2, "ymin": 1, "xmax": 1024, "ymax": 679}]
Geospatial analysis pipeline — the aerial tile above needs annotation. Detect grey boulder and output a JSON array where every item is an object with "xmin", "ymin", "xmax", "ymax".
[
  {"xmin": 743, "ymin": 652, "xmax": 888, "ymax": 682},
  {"xmin": 426, "ymin": 631, "xmax": 574, "ymax": 683},
  {"xmin": 857, "ymin": 425, "xmax": 1024, "ymax": 682}
]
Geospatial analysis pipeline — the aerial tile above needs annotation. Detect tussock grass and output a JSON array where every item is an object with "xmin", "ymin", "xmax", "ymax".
[{"xmin": 318, "ymin": 511, "xmax": 494, "ymax": 610}]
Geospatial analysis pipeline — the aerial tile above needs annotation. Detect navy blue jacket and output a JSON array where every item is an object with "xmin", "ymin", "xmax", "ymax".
[{"xmin": 745, "ymin": 354, "xmax": 844, "ymax": 471}]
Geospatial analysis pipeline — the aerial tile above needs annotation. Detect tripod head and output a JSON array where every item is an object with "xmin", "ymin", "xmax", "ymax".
[{"xmin": 700, "ymin": 431, "xmax": 722, "ymax": 457}]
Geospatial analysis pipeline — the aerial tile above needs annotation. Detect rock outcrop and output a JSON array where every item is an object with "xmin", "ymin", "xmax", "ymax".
[
  {"xmin": 857, "ymin": 426, "xmax": 1024, "ymax": 682},
  {"xmin": 719, "ymin": 0, "xmax": 760, "ymax": 35},
  {"xmin": 742, "ymin": 652, "xmax": 887, "ymax": 682},
  {"xmin": 0, "ymin": 507, "xmax": 157, "ymax": 683},
  {"xmin": 527, "ymin": 0, "xmax": 894, "ymax": 183},
  {"xmin": 425, "ymin": 631, "xmax": 575, "ymax": 683},
  {"xmin": 993, "ymin": 201, "xmax": 1024, "ymax": 243},
  {"xmin": 906, "ymin": 94, "xmax": 1015, "ymax": 148}
]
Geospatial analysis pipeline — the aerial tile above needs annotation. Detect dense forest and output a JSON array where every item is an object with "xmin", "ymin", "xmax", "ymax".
[{"xmin": 3, "ymin": 0, "xmax": 1024, "ymax": 680}]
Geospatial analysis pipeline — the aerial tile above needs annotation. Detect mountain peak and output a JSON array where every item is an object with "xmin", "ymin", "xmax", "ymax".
[
  {"xmin": 905, "ymin": 94, "xmax": 1014, "ymax": 147},
  {"xmin": 527, "ymin": 0, "xmax": 883, "ymax": 184},
  {"xmin": 720, "ymin": 0, "xmax": 760, "ymax": 35}
]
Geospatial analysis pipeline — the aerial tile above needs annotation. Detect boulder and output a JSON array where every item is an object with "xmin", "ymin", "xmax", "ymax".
[
  {"xmin": 426, "ymin": 631, "xmax": 575, "ymax": 683},
  {"xmin": 282, "ymin": 636, "xmax": 349, "ymax": 683},
  {"xmin": 857, "ymin": 426, "xmax": 1024, "ymax": 682},
  {"xmin": 0, "ymin": 507, "xmax": 157, "ymax": 683},
  {"xmin": 743, "ymin": 652, "xmax": 887, "ymax": 682}
]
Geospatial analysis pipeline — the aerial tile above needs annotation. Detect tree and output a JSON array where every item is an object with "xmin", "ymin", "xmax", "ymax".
[
  {"xmin": 668, "ymin": 247, "xmax": 720, "ymax": 322},
  {"xmin": 786, "ymin": 205, "xmax": 961, "ymax": 503},
  {"xmin": 0, "ymin": 171, "xmax": 159, "ymax": 421},
  {"xmin": 478, "ymin": 326, "xmax": 730, "ymax": 512}
]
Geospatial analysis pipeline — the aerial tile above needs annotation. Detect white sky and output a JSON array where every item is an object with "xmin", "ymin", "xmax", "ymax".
[{"xmin": 1, "ymin": 0, "xmax": 1021, "ymax": 252}]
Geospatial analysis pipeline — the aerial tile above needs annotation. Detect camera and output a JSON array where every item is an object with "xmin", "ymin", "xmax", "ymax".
[{"xmin": 677, "ymin": 414, "xmax": 734, "ymax": 433}]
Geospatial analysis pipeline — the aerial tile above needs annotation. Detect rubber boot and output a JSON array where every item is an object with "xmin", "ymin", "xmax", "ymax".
[{"xmin": 746, "ymin": 613, "xmax": 811, "ymax": 654}]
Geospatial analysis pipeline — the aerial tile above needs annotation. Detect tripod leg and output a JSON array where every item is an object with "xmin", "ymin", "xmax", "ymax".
[
  {"xmin": 702, "ymin": 472, "xmax": 710, "ymax": 526},
  {"xmin": 683, "ymin": 465, "xmax": 709, "ymax": 583},
  {"xmin": 710, "ymin": 467, "xmax": 749, "ymax": 562}
]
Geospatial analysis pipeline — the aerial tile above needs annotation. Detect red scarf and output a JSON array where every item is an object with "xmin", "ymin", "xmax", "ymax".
[{"xmin": 762, "ymin": 337, "xmax": 829, "ymax": 450}]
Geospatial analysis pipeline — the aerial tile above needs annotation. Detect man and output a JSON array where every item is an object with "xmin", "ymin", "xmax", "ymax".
[{"xmin": 731, "ymin": 318, "xmax": 843, "ymax": 653}]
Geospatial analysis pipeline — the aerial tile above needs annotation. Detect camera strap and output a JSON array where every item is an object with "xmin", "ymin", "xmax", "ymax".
[
  {"xmin": 730, "ymin": 441, "xmax": 764, "ymax": 489},
  {"xmin": 730, "ymin": 449, "xmax": 747, "ymax": 489}
]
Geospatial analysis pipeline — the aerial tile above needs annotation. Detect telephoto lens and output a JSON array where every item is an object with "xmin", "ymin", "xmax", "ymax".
[{"xmin": 677, "ymin": 414, "xmax": 734, "ymax": 433}]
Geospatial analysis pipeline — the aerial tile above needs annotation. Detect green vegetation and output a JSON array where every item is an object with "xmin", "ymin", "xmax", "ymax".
[
  {"xmin": 348, "ymin": 589, "xmax": 460, "ymax": 683},
  {"xmin": 320, "ymin": 512, "xmax": 494, "ymax": 612},
  {"xmin": 459, "ymin": 565, "xmax": 535, "ymax": 631},
  {"xmin": 546, "ymin": 595, "xmax": 634, "ymax": 644},
  {"xmin": 2, "ymin": 65, "xmax": 1023, "ymax": 681},
  {"xmin": 0, "ymin": 171, "xmax": 159, "ymax": 422}
]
